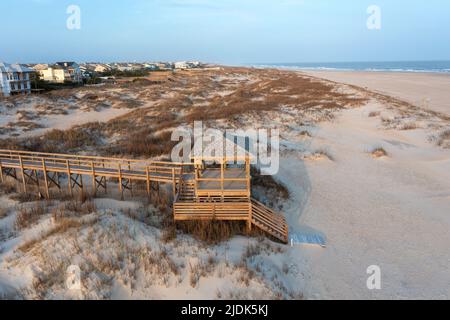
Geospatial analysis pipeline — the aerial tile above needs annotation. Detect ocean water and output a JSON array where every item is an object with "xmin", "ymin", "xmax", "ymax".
[{"xmin": 252, "ymin": 61, "xmax": 450, "ymax": 73}]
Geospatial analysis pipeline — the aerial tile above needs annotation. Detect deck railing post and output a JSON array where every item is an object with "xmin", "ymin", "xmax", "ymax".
[
  {"xmin": 194, "ymin": 165, "xmax": 198, "ymax": 201},
  {"xmin": 66, "ymin": 160, "xmax": 73, "ymax": 197},
  {"xmin": 78, "ymin": 160, "xmax": 83, "ymax": 193},
  {"xmin": 247, "ymin": 201, "xmax": 252, "ymax": 233},
  {"xmin": 118, "ymin": 163, "xmax": 123, "ymax": 200},
  {"xmin": 42, "ymin": 158, "xmax": 50, "ymax": 199},
  {"xmin": 127, "ymin": 161, "xmax": 133, "ymax": 196},
  {"xmin": 246, "ymin": 156, "xmax": 251, "ymax": 199},
  {"xmin": 91, "ymin": 161, "xmax": 96, "ymax": 196},
  {"xmin": 0, "ymin": 159, "xmax": 3, "ymax": 183},
  {"xmin": 146, "ymin": 167, "xmax": 151, "ymax": 198},
  {"xmin": 172, "ymin": 168, "xmax": 176, "ymax": 197},
  {"xmin": 19, "ymin": 155, "xmax": 27, "ymax": 193},
  {"xmin": 221, "ymin": 160, "xmax": 224, "ymax": 202}
]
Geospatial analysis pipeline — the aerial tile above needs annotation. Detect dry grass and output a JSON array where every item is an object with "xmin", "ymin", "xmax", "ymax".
[
  {"xmin": 0, "ymin": 207, "xmax": 8, "ymax": 219},
  {"xmin": 7, "ymin": 121, "xmax": 43, "ymax": 132},
  {"xmin": 0, "ymin": 126, "xmax": 102, "ymax": 154},
  {"xmin": 48, "ymin": 198, "xmax": 97, "ymax": 222},
  {"xmin": 15, "ymin": 202, "xmax": 47, "ymax": 230},
  {"xmin": 177, "ymin": 220, "xmax": 245, "ymax": 244},
  {"xmin": 437, "ymin": 129, "xmax": 450, "ymax": 148},
  {"xmin": 242, "ymin": 243, "xmax": 262, "ymax": 260},
  {"xmin": 0, "ymin": 180, "xmax": 16, "ymax": 194},
  {"xmin": 299, "ymin": 130, "xmax": 312, "ymax": 137},
  {"xmin": 310, "ymin": 148, "xmax": 335, "ymax": 161},
  {"xmin": 371, "ymin": 147, "xmax": 388, "ymax": 158},
  {"xmin": 18, "ymin": 218, "xmax": 84, "ymax": 253},
  {"xmin": 41, "ymin": 127, "xmax": 101, "ymax": 152},
  {"xmin": 400, "ymin": 122, "xmax": 419, "ymax": 130},
  {"xmin": 189, "ymin": 257, "xmax": 218, "ymax": 288},
  {"xmin": 107, "ymin": 130, "xmax": 176, "ymax": 158},
  {"xmin": 10, "ymin": 192, "xmax": 40, "ymax": 203},
  {"xmin": 161, "ymin": 225, "xmax": 177, "ymax": 243}
]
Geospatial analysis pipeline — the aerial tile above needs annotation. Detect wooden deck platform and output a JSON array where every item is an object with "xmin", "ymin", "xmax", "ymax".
[{"xmin": 0, "ymin": 149, "xmax": 289, "ymax": 243}]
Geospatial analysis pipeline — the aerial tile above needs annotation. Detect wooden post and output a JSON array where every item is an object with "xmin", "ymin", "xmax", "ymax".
[
  {"xmin": 66, "ymin": 160, "xmax": 73, "ymax": 197},
  {"xmin": 172, "ymin": 168, "xmax": 176, "ymax": 196},
  {"xmin": 118, "ymin": 163, "xmax": 123, "ymax": 200},
  {"xmin": 19, "ymin": 156, "xmax": 27, "ymax": 193},
  {"xmin": 42, "ymin": 158, "xmax": 50, "ymax": 199},
  {"xmin": 91, "ymin": 161, "xmax": 96, "ymax": 196},
  {"xmin": 56, "ymin": 172, "xmax": 60, "ymax": 190},
  {"xmin": 146, "ymin": 167, "xmax": 151, "ymax": 198},
  {"xmin": 247, "ymin": 202, "xmax": 252, "ymax": 233},
  {"xmin": 34, "ymin": 169, "xmax": 40, "ymax": 190},
  {"xmin": 246, "ymin": 156, "xmax": 251, "ymax": 198},
  {"xmin": 220, "ymin": 160, "xmax": 224, "ymax": 202},
  {"xmin": 0, "ymin": 159, "xmax": 3, "ymax": 183},
  {"xmin": 127, "ymin": 161, "xmax": 133, "ymax": 196},
  {"xmin": 194, "ymin": 164, "xmax": 198, "ymax": 201},
  {"xmin": 77, "ymin": 160, "xmax": 83, "ymax": 194}
]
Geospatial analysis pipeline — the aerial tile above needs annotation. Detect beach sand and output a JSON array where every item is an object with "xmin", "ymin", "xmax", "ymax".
[
  {"xmin": 1, "ymin": 67, "xmax": 449, "ymax": 299},
  {"xmin": 303, "ymin": 71, "xmax": 450, "ymax": 117}
]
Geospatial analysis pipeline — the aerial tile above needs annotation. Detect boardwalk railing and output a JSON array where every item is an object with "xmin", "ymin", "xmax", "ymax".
[{"xmin": 0, "ymin": 149, "xmax": 192, "ymax": 198}]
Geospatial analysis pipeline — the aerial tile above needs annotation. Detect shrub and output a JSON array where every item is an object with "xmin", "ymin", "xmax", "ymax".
[
  {"xmin": 43, "ymin": 127, "xmax": 99, "ymax": 151},
  {"xmin": 437, "ymin": 129, "xmax": 450, "ymax": 148},
  {"xmin": 371, "ymin": 147, "xmax": 388, "ymax": 158},
  {"xmin": 0, "ymin": 207, "xmax": 8, "ymax": 219},
  {"xmin": 110, "ymin": 130, "xmax": 176, "ymax": 158},
  {"xmin": 15, "ymin": 203, "xmax": 47, "ymax": 230},
  {"xmin": 401, "ymin": 122, "xmax": 419, "ymax": 130}
]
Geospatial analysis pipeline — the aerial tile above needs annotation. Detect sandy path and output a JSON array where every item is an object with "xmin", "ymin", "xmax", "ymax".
[{"xmin": 303, "ymin": 71, "xmax": 450, "ymax": 117}]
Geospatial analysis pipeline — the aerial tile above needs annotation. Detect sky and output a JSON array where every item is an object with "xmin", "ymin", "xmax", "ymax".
[{"xmin": 1, "ymin": 0, "xmax": 449, "ymax": 64}]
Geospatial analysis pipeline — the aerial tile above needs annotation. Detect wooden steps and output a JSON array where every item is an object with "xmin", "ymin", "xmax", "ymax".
[
  {"xmin": 251, "ymin": 199, "xmax": 289, "ymax": 244},
  {"xmin": 173, "ymin": 186, "xmax": 289, "ymax": 244}
]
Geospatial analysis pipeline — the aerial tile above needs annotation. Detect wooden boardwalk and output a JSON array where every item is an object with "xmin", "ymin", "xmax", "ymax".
[
  {"xmin": 0, "ymin": 149, "xmax": 189, "ymax": 199},
  {"xmin": 0, "ymin": 149, "xmax": 289, "ymax": 243}
]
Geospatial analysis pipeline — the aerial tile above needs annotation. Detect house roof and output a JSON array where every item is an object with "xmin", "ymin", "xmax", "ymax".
[
  {"xmin": 56, "ymin": 62, "xmax": 78, "ymax": 68},
  {"xmin": 32, "ymin": 64, "xmax": 49, "ymax": 71},
  {"xmin": 0, "ymin": 62, "xmax": 35, "ymax": 73},
  {"xmin": 48, "ymin": 64, "xmax": 65, "ymax": 70}
]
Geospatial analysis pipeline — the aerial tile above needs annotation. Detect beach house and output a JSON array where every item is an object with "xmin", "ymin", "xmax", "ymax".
[
  {"xmin": 0, "ymin": 62, "xmax": 34, "ymax": 97},
  {"xmin": 38, "ymin": 62, "xmax": 82, "ymax": 84}
]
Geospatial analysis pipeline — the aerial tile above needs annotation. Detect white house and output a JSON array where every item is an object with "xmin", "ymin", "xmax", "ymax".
[
  {"xmin": 0, "ymin": 62, "xmax": 34, "ymax": 97},
  {"xmin": 174, "ymin": 61, "xmax": 190, "ymax": 69},
  {"xmin": 93, "ymin": 64, "xmax": 111, "ymax": 73},
  {"xmin": 174, "ymin": 61, "xmax": 202, "ymax": 70},
  {"xmin": 39, "ymin": 62, "xmax": 82, "ymax": 84}
]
